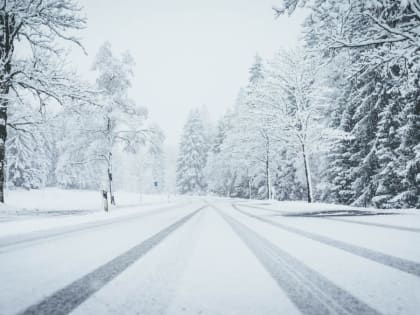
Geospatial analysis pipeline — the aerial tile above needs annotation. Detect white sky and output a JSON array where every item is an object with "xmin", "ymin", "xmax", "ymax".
[{"xmin": 70, "ymin": 0, "xmax": 306, "ymax": 145}]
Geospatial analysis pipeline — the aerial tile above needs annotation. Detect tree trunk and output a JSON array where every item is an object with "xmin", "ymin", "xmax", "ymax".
[
  {"xmin": 265, "ymin": 139, "xmax": 271, "ymax": 200},
  {"xmin": 301, "ymin": 143, "xmax": 313, "ymax": 203},
  {"xmin": 108, "ymin": 151, "xmax": 115, "ymax": 205},
  {"xmin": 227, "ymin": 171, "xmax": 237, "ymax": 198},
  {"xmin": 0, "ymin": 95, "xmax": 7, "ymax": 203},
  {"xmin": 266, "ymin": 158, "xmax": 270, "ymax": 200},
  {"xmin": 0, "ymin": 13, "xmax": 13, "ymax": 203},
  {"xmin": 106, "ymin": 117, "xmax": 115, "ymax": 206}
]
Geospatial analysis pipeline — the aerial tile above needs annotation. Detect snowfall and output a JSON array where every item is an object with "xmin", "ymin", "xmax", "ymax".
[{"xmin": 0, "ymin": 189, "xmax": 419, "ymax": 315}]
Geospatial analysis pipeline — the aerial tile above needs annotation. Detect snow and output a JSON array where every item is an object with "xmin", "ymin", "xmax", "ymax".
[
  {"xmin": 165, "ymin": 208, "xmax": 299, "ymax": 315},
  {"xmin": 62, "ymin": 206, "xmax": 300, "ymax": 315},
  {"xmin": 2, "ymin": 1, "xmax": 419, "ymax": 313},
  {"xmin": 4, "ymin": 188, "xmax": 167, "ymax": 212},
  {"xmin": 223, "ymin": 200, "xmax": 420, "ymax": 315},
  {"xmin": 236, "ymin": 199, "xmax": 420, "ymax": 215},
  {"xmin": 0, "ymin": 202, "xmax": 201, "ymax": 315},
  {"xmin": 1, "ymin": 196, "xmax": 419, "ymax": 314},
  {"xmin": 0, "ymin": 188, "xmax": 179, "ymax": 237}
]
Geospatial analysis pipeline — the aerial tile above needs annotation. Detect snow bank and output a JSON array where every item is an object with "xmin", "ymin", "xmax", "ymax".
[
  {"xmin": 235, "ymin": 199, "xmax": 419, "ymax": 215},
  {"xmin": 4, "ymin": 188, "xmax": 167, "ymax": 211},
  {"xmin": 0, "ymin": 188, "xmax": 177, "ymax": 227}
]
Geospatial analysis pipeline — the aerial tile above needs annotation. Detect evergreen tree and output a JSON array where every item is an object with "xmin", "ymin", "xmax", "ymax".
[
  {"xmin": 372, "ymin": 88, "xmax": 403, "ymax": 208},
  {"xmin": 6, "ymin": 103, "xmax": 50, "ymax": 190},
  {"xmin": 286, "ymin": 0, "xmax": 420, "ymax": 208},
  {"xmin": 393, "ymin": 81, "xmax": 420, "ymax": 208},
  {"xmin": 273, "ymin": 149, "xmax": 304, "ymax": 201},
  {"xmin": 176, "ymin": 109, "xmax": 208, "ymax": 194},
  {"xmin": 249, "ymin": 54, "xmax": 264, "ymax": 85}
]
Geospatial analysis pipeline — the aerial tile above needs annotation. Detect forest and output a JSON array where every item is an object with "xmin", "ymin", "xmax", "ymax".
[
  {"xmin": 176, "ymin": 0, "xmax": 420, "ymax": 208},
  {"xmin": 1, "ymin": 2, "xmax": 419, "ymax": 314},
  {"xmin": 0, "ymin": 0, "xmax": 419, "ymax": 209}
]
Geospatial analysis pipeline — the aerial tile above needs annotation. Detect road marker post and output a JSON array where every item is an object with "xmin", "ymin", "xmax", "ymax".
[{"xmin": 102, "ymin": 190, "xmax": 109, "ymax": 212}]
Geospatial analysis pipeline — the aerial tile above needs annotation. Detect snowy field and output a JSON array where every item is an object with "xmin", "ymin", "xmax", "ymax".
[{"xmin": 0, "ymin": 194, "xmax": 419, "ymax": 314}]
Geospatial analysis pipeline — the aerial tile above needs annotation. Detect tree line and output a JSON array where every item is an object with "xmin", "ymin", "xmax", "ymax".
[
  {"xmin": 1, "ymin": 1, "xmax": 163, "ymax": 204},
  {"xmin": 176, "ymin": 0, "xmax": 419, "ymax": 209}
]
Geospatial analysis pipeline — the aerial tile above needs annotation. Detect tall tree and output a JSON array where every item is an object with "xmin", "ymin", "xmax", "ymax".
[
  {"xmin": 0, "ymin": 0, "xmax": 86, "ymax": 202},
  {"xmin": 176, "ymin": 109, "xmax": 208, "ymax": 195},
  {"xmin": 276, "ymin": 0, "xmax": 420, "ymax": 208},
  {"xmin": 257, "ymin": 49, "xmax": 327, "ymax": 203},
  {"xmin": 51, "ymin": 44, "xmax": 156, "ymax": 201},
  {"xmin": 74, "ymin": 42, "xmax": 149, "ymax": 205}
]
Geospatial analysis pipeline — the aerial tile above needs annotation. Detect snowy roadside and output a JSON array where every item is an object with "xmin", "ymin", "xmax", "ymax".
[
  {"xmin": 0, "ymin": 188, "xmax": 183, "ymax": 237},
  {"xmin": 4, "ymin": 188, "xmax": 169, "ymax": 212},
  {"xmin": 234, "ymin": 199, "xmax": 420, "ymax": 216}
]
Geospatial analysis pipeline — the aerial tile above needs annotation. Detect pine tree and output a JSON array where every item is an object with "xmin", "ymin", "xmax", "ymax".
[
  {"xmin": 393, "ymin": 81, "xmax": 420, "ymax": 208},
  {"xmin": 6, "ymin": 102, "xmax": 51, "ymax": 190},
  {"xmin": 372, "ymin": 88, "xmax": 402, "ymax": 208},
  {"xmin": 348, "ymin": 75, "xmax": 383, "ymax": 206},
  {"xmin": 205, "ymin": 111, "xmax": 235, "ymax": 196},
  {"xmin": 273, "ymin": 149, "xmax": 304, "ymax": 201},
  {"xmin": 249, "ymin": 54, "xmax": 264, "ymax": 85},
  {"xmin": 281, "ymin": 0, "xmax": 420, "ymax": 208},
  {"xmin": 176, "ymin": 109, "xmax": 208, "ymax": 195},
  {"xmin": 6, "ymin": 127, "xmax": 50, "ymax": 189}
]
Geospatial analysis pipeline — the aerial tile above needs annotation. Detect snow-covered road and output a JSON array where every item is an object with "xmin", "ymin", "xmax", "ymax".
[{"xmin": 1, "ymin": 198, "xmax": 419, "ymax": 315}]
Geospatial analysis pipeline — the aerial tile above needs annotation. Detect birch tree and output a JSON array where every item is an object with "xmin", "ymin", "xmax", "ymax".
[{"xmin": 85, "ymin": 42, "xmax": 149, "ymax": 205}]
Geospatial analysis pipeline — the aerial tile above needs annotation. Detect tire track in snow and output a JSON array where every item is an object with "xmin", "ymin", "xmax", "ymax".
[
  {"xmin": 323, "ymin": 217, "xmax": 420, "ymax": 233},
  {"xmin": 236, "ymin": 203, "xmax": 286, "ymax": 215},
  {"xmin": 237, "ymin": 203, "xmax": 395, "ymax": 217},
  {"xmin": 233, "ymin": 204, "xmax": 420, "ymax": 278},
  {"xmin": 215, "ymin": 207, "xmax": 381, "ymax": 315},
  {"xmin": 237, "ymin": 202, "xmax": 420, "ymax": 233},
  {"xmin": 0, "ymin": 202, "xmax": 188, "ymax": 253},
  {"xmin": 17, "ymin": 206, "xmax": 205, "ymax": 315}
]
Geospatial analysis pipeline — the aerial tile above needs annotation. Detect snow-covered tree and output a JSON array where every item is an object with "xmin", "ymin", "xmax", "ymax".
[
  {"xmin": 272, "ymin": 148, "xmax": 305, "ymax": 201},
  {"xmin": 256, "ymin": 49, "xmax": 329, "ymax": 203},
  {"xmin": 54, "ymin": 106, "xmax": 104, "ymax": 189},
  {"xmin": 0, "ymin": 0, "xmax": 88, "ymax": 202},
  {"xmin": 275, "ymin": 0, "xmax": 420, "ymax": 208},
  {"xmin": 205, "ymin": 109, "xmax": 236, "ymax": 197},
  {"xmin": 146, "ymin": 125, "xmax": 166, "ymax": 193},
  {"xmin": 6, "ymin": 129, "xmax": 49, "ymax": 189},
  {"xmin": 176, "ymin": 109, "xmax": 208, "ymax": 195},
  {"xmin": 78, "ymin": 42, "xmax": 149, "ymax": 205}
]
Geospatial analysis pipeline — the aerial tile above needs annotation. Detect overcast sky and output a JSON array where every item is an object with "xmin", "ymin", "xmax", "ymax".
[{"xmin": 71, "ymin": 0, "xmax": 306, "ymax": 145}]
